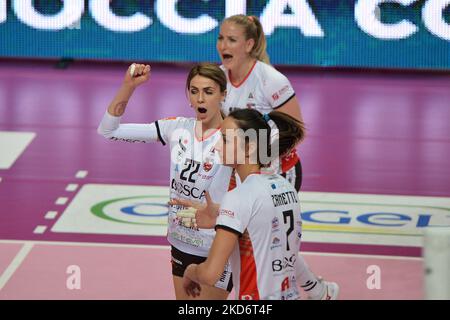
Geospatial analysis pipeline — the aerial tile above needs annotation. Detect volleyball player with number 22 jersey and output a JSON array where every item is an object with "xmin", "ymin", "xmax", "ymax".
[{"xmin": 98, "ymin": 63, "xmax": 233, "ymax": 299}]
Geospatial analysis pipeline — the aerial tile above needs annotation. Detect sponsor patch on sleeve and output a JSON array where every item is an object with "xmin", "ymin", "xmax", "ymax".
[{"xmin": 219, "ymin": 209, "xmax": 235, "ymax": 218}]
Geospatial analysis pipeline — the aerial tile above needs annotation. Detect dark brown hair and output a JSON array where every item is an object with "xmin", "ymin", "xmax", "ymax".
[
  {"xmin": 186, "ymin": 63, "xmax": 227, "ymax": 93},
  {"xmin": 228, "ymin": 109, "xmax": 305, "ymax": 166}
]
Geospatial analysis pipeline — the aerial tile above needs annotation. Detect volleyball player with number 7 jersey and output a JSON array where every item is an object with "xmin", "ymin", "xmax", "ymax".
[
  {"xmin": 182, "ymin": 109, "xmax": 305, "ymax": 300},
  {"xmin": 216, "ymin": 14, "xmax": 339, "ymax": 300}
]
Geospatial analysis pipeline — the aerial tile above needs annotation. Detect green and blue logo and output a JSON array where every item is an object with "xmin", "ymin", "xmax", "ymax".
[{"xmin": 91, "ymin": 196, "xmax": 169, "ymax": 226}]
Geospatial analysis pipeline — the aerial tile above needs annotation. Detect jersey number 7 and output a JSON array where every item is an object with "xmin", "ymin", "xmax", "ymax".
[{"xmin": 283, "ymin": 210, "xmax": 294, "ymax": 251}]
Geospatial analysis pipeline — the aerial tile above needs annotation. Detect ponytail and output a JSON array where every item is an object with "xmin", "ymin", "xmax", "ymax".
[
  {"xmin": 228, "ymin": 109, "xmax": 305, "ymax": 167},
  {"xmin": 267, "ymin": 111, "xmax": 305, "ymax": 156},
  {"xmin": 249, "ymin": 16, "xmax": 270, "ymax": 64}
]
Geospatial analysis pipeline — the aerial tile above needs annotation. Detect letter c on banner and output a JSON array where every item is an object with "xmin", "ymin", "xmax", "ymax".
[
  {"xmin": 0, "ymin": 0, "xmax": 6, "ymax": 24},
  {"xmin": 423, "ymin": 0, "xmax": 450, "ymax": 41},
  {"xmin": 13, "ymin": 0, "xmax": 84, "ymax": 30},
  {"xmin": 355, "ymin": 0, "xmax": 418, "ymax": 40},
  {"xmin": 90, "ymin": 0, "xmax": 153, "ymax": 32}
]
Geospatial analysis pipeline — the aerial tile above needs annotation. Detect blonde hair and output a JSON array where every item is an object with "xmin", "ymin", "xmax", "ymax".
[{"xmin": 223, "ymin": 14, "xmax": 270, "ymax": 64}]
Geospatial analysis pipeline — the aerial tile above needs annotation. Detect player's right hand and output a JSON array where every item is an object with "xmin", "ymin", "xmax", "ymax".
[
  {"xmin": 168, "ymin": 192, "xmax": 219, "ymax": 229},
  {"xmin": 183, "ymin": 264, "xmax": 202, "ymax": 297},
  {"xmin": 124, "ymin": 63, "xmax": 151, "ymax": 88}
]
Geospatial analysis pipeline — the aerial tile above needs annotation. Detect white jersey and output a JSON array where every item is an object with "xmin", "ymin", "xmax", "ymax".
[
  {"xmin": 98, "ymin": 112, "xmax": 232, "ymax": 257},
  {"xmin": 216, "ymin": 173, "xmax": 302, "ymax": 300},
  {"xmin": 220, "ymin": 61, "xmax": 296, "ymax": 116},
  {"xmin": 221, "ymin": 61, "xmax": 299, "ymax": 175}
]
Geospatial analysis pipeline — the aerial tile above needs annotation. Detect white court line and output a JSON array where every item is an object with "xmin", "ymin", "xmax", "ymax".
[
  {"xmin": 0, "ymin": 132, "xmax": 36, "ymax": 170},
  {"xmin": 55, "ymin": 197, "xmax": 68, "ymax": 205},
  {"xmin": 0, "ymin": 239, "xmax": 423, "ymax": 261},
  {"xmin": 33, "ymin": 226, "xmax": 47, "ymax": 234},
  {"xmin": 65, "ymin": 184, "xmax": 78, "ymax": 192},
  {"xmin": 0, "ymin": 239, "xmax": 170, "ymax": 251},
  {"xmin": 75, "ymin": 170, "xmax": 88, "ymax": 179},
  {"xmin": 44, "ymin": 211, "xmax": 58, "ymax": 220},
  {"xmin": 300, "ymin": 251, "xmax": 422, "ymax": 261},
  {"xmin": 0, "ymin": 243, "xmax": 34, "ymax": 290}
]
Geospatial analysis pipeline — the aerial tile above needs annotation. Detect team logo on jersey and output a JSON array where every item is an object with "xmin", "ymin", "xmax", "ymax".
[
  {"xmin": 163, "ymin": 116, "xmax": 177, "ymax": 121},
  {"xmin": 203, "ymin": 162, "xmax": 213, "ymax": 172},
  {"xmin": 272, "ymin": 217, "xmax": 279, "ymax": 229},
  {"xmin": 272, "ymin": 93, "xmax": 279, "ymax": 101},
  {"xmin": 272, "ymin": 217, "xmax": 280, "ymax": 233},
  {"xmin": 247, "ymin": 92, "xmax": 256, "ymax": 108},
  {"xmin": 203, "ymin": 151, "xmax": 215, "ymax": 172},
  {"xmin": 270, "ymin": 237, "xmax": 282, "ymax": 250}
]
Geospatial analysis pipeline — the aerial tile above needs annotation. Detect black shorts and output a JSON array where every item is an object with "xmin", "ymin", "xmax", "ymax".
[
  {"xmin": 170, "ymin": 246, "xmax": 233, "ymax": 292},
  {"xmin": 281, "ymin": 158, "xmax": 302, "ymax": 192}
]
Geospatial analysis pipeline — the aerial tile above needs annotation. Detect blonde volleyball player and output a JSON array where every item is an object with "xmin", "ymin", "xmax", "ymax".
[
  {"xmin": 217, "ymin": 14, "xmax": 302, "ymax": 190},
  {"xmin": 216, "ymin": 14, "xmax": 339, "ymax": 299},
  {"xmin": 181, "ymin": 109, "xmax": 305, "ymax": 300},
  {"xmin": 97, "ymin": 63, "xmax": 233, "ymax": 299}
]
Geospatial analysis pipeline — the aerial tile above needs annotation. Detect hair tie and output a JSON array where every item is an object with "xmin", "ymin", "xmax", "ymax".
[{"xmin": 263, "ymin": 113, "xmax": 270, "ymax": 123}]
